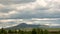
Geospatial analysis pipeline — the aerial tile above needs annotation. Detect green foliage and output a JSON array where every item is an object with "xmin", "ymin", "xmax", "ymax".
[
  {"xmin": 0, "ymin": 28, "xmax": 7, "ymax": 34},
  {"xmin": 44, "ymin": 29, "xmax": 48, "ymax": 34},
  {"xmin": 32, "ymin": 29, "xmax": 37, "ymax": 34},
  {"xmin": 36, "ymin": 28, "xmax": 41, "ymax": 34},
  {"xmin": 40, "ymin": 29, "xmax": 43, "ymax": 34},
  {"xmin": 8, "ymin": 30, "xmax": 12, "ymax": 33},
  {"xmin": 0, "ymin": 28, "xmax": 59, "ymax": 34}
]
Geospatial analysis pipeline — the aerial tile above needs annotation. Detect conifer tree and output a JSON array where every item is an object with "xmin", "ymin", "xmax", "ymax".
[
  {"xmin": 36, "ymin": 28, "xmax": 41, "ymax": 34},
  {"xmin": 40, "ymin": 29, "xmax": 43, "ymax": 34},
  {"xmin": 44, "ymin": 29, "xmax": 48, "ymax": 34},
  {"xmin": 32, "ymin": 29, "xmax": 37, "ymax": 34},
  {"xmin": 8, "ymin": 30, "xmax": 12, "ymax": 33},
  {"xmin": 0, "ymin": 28, "xmax": 7, "ymax": 34}
]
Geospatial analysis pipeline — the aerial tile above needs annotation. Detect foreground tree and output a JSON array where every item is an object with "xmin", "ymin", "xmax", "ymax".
[
  {"xmin": 40, "ymin": 29, "xmax": 43, "ymax": 34},
  {"xmin": 8, "ymin": 30, "xmax": 13, "ymax": 33},
  {"xmin": 32, "ymin": 29, "xmax": 37, "ymax": 34},
  {"xmin": 0, "ymin": 28, "xmax": 7, "ymax": 34},
  {"xmin": 44, "ymin": 29, "xmax": 48, "ymax": 34}
]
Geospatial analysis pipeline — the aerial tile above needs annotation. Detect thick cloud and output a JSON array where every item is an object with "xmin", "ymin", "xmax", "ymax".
[
  {"xmin": 0, "ymin": 8, "xmax": 14, "ymax": 13},
  {"xmin": 0, "ymin": 0, "xmax": 60, "ymax": 19},
  {"xmin": 0, "ymin": 0, "xmax": 60, "ymax": 28},
  {"xmin": 0, "ymin": 0, "xmax": 36, "ymax": 5}
]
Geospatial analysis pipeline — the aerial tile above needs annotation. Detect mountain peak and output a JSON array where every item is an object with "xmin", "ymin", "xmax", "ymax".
[{"xmin": 6, "ymin": 23, "xmax": 40, "ymax": 29}]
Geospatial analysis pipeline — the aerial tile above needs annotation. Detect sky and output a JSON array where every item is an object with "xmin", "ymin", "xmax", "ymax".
[{"xmin": 0, "ymin": 0, "xmax": 60, "ymax": 28}]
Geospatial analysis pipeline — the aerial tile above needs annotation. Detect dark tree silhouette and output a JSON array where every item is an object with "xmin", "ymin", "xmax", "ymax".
[
  {"xmin": 40, "ymin": 29, "xmax": 43, "ymax": 34},
  {"xmin": 36, "ymin": 28, "xmax": 41, "ymax": 34},
  {"xmin": 0, "ymin": 28, "xmax": 7, "ymax": 34},
  {"xmin": 44, "ymin": 29, "xmax": 48, "ymax": 34},
  {"xmin": 8, "ymin": 30, "xmax": 12, "ymax": 33},
  {"xmin": 32, "ymin": 29, "xmax": 37, "ymax": 34}
]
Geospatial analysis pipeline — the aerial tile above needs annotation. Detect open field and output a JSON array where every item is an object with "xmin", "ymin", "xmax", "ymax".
[{"xmin": 47, "ymin": 28, "xmax": 60, "ymax": 30}]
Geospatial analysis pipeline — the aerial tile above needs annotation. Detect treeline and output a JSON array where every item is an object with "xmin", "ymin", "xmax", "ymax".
[{"xmin": 0, "ymin": 28, "xmax": 60, "ymax": 34}]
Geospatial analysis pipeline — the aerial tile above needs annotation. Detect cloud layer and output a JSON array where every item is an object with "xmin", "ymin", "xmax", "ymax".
[
  {"xmin": 0, "ymin": 18, "xmax": 60, "ymax": 28},
  {"xmin": 0, "ymin": 0, "xmax": 60, "ymax": 19},
  {"xmin": 0, "ymin": 0, "xmax": 60, "ymax": 28}
]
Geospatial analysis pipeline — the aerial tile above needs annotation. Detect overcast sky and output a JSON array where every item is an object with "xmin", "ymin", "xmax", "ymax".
[{"xmin": 0, "ymin": 0, "xmax": 60, "ymax": 28}]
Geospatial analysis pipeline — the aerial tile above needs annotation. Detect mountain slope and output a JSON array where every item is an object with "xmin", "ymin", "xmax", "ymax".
[{"xmin": 6, "ymin": 23, "xmax": 40, "ymax": 29}]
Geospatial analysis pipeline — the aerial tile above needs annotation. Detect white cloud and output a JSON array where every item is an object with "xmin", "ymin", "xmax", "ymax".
[
  {"xmin": 0, "ymin": 4, "xmax": 5, "ymax": 9},
  {"xmin": 45, "ymin": 24, "xmax": 60, "ymax": 26},
  {"xmin": 31, "ymin": 18, "xmax": 59, "ymax": 20},
  {"xmin": 9, "ymin": 0, "xmax": 48, "ymax": 10}
]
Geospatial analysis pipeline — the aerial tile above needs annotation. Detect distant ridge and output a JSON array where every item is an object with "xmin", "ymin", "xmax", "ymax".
[{"xmin": 5, "ymin": 23, "xmax": 40, "ymax": 29}]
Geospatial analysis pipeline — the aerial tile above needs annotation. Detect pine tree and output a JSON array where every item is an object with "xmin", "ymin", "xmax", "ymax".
[
  {"xmin": 8, "ymin": 30, "xmax": 12, "ymax": 33},
  {"xmin": 32, "ymin": 29, "xmax": 37, "ymax": 34},
  {"xmin": 36, "ymin": 28, "xmax": 41, "ymax": 34},
  {"xmin": 14, "ymin": 29, "xmax": 18, "ymax": 33},
  {"xmin": 21, "ymin": 31, "xmax": 24, "ymax": 34},
  {"xmin": 40, "ymin": 29, "xmax": 43, "ymax": 34},
  {"xmin": 44, "ymin": 29, "xmax": 48, "ymax": 34},
  {"xmin": 18, "ymin": 29, "xmax": 21, "ymax": 33},
  {"xmin": 0, "ymin": 28, "xmax": 7, "ymax": 34}
]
